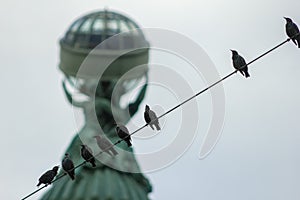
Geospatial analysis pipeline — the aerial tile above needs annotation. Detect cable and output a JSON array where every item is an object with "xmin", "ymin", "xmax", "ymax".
[{"xmin": 21, "ymin": 36, "xmax": 293, "ymax": 200}]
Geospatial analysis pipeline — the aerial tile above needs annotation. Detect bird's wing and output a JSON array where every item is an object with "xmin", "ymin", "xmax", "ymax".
[
  {"xmin": 149, "ymin": 110, "xmax": 158, "ymax": 121},
  {"xmin": 66, "ymin": 159, "xmax": 74, "ymax": 169},
  {"xmin": 45, "ymin": 170, "xmax": 53, "ymax": 177},
  {"xmin": 102, "ymin": 138, "xmax": 113, "ymax": 148},
  {"xmin": 39, "ymin": 170, "xmax": 52, "ymax": 181},
  {"xmin": 86, "ymin": 146, "xmax": 93, "ymax": 154},
  {"xmin": 293, "ymin": 23, "xmax": 300, "ymax": 33},
  {"xmin": 238, "ymin": 56, "xmax": 247, "ymax": 67}
]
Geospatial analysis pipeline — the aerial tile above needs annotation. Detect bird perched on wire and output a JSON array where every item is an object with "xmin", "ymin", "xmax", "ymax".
[
  {"xmin": 94, "ymin": 135, "xmax": 118, "ymax": 157},
  {"xmin": 80, "ymin": 144, "xmax": 96, "ymax": 167},
  {"xmin": 37, "ymin": 166, "xmax": 59, "ymax": 187},
  {"xmin": 144, "ymin": 105, "xmax": 161, "ymax": 131},
  {"xmin": 62, "ymin": 153, "xmax": 75, "ymax": 180},
  {"xmin": 231, "ymin": 50, "xmax": 250, "ymax": 78},
  {"xmin": 284, "ymin": 17, "xmax": 300, "ymax": 48},
  {"xmin": 115, "ymin": 124, "xmax": 132, "ymax": 147}
]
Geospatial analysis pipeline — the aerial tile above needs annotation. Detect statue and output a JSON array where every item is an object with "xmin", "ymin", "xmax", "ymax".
[{"xmin": 41, "ymin": 10, "xmax": 152, "ymax": 200}]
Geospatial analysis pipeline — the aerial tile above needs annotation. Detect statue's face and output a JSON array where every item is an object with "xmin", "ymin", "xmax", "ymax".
[
  {"xmin": 66, "ymin": 77, "xmax": 117, "ymax": 98},
  {"xmin": 66, "ymin": 75, "xmax": 145, "ymax": 106}
]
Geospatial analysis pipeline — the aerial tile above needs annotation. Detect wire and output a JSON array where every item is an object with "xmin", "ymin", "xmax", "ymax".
[{"xmin": 21, "ymin": 36, "xmax": 293, "ymax": 200}]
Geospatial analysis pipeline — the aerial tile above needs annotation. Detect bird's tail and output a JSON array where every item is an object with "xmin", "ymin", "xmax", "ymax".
[
  {"xmin": 244, "ymin": 70, "xmax": 250, "ymax": 78},
  {"xmin": 238, "ymin": 70, "xmax": 244, "ymax": 76},
  {"xmin": 110, "ymin": 148, "xmax": 118, "ymax": 156},
  {"xmin": 126, "ymin": 139, "xmax": 132, "ymax": 147},
  {"xmin": 68, "ymin": 172, "xmax": 75, "ymax": 180},
  {"xmin": 296, "ymin": 35, "xmax": 300, "ymax": 48},
  {"xmin": 91, "ymin": 158, "xmax": 96, "ymax": 167},
  {"xmin": 149, "ymin": 124, "xmax": 154, "ymax": 130},
  {"xmin": 154, "ymin": 123, "xmax": 161, "ymax": 131},
  {"xmin": 37, "ymin": 182, "xmax": 41, "ymax": 187},
  {"xmin": 292, "ymin": 39, "xmax": 298, "ymax": 46}
]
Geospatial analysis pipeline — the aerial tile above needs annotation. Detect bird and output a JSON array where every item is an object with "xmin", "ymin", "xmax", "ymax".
[
  {"xmin": 284, "ymin": 17, "xmax": 300, "ymax": 48},
  {"xmin": 144, "ymin": 105, "xmax": 161, "ymax": 130},
  {"xmin": 80, "ymin": 144, "xmax": 96, "ymax": 167},
  {"xmin": 115, "ymin": 124, "xmax": 132, "ymax": 147},
  {"xmin": 94, "ymin": 135, "xmax": 118, "ymax": 157},
  {"xmin": 230, "ymin": 50, "xmax": 250, "ymax": 78},
  {"xmin": 37, "ymin": 166, "xmax": 59, "ymax": 187},
  {"xmin": 62, "ymin": 153, "xmax": 75, "ymax": 180}
]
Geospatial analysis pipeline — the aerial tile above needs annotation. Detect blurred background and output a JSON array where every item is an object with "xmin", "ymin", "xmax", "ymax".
[{"xmin": 1, "ymin": 0, "xmax": 300, "ymax": 199}]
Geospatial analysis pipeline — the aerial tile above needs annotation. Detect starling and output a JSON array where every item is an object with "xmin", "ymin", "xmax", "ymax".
[
  {"xmin": 94, "ymin": 135, "xmax": 118, "ymax": 157},
  {"xmin": 144, "ymin": 105, "xmax": 161, "ymax": 130},
  {"xmin": 80, "ymin": 144, "xmax": 96, "ymax": 167},
  {"xmin": 116, "ymin": 124, "xmax": 132, "ymax": 147},
  {"xmin": 284, "ymin": 17, "xmax": 300, "ymax": 48},
  {"xmin": 231, "ymin": 50, "xmax": 250, "ymax": 78},
  {"xmin": 37, "ymin": 166, "xmax": 59, "ymax": 187},
  {"xmin": 62, "ymin": 153, "xmax": 75, "ymax": 180}
]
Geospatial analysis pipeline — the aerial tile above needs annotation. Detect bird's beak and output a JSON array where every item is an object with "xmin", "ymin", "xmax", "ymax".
[
  {"xmin": 230, "ymin": 49, "xmax": 233, "ymax": 52},
  {"xmin": 284, "ymin": 17, "xmax": 288, "ymax": 20}
]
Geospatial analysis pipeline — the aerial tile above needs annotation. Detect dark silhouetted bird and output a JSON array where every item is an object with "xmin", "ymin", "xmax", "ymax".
[
  {"xmin": 37, "ymin": 166, "xmax": 59, "ymax": 187},
  {"xmin": 62, "ymin": 153, "xmax": 75, "ymax": 180},
  {"xmin": 80, "ymin": 144, "xmax": 96, "ymax": 167},
  {"xmin": 231, "ymin": 50, "xmax": 250, "ymax": 78},
  {"xmin": 94, "ymin": 135, "xmax": 118, "ymax": 157},
  {"xmin": 284, "ymin": 17, "xmax": 300, "ymax": 48},
  {"xmin": 116, "ymin": 124, "xmax": 132, "ymax": 147},
  {"xmin": 144, "ymin": 105, "xmax": 161, "ymax": 130}
]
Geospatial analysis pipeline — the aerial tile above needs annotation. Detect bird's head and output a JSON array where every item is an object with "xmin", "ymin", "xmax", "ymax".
[
  {"xmin": 81, "ymin": 144, "xmax": 86, "ymax": 148},
  {"xmin": 230, "ymin": 49, "xmax": 238, "ymax": 55},
  {"xmin": 145, "ymin": 105, "xmax": 150, "ymax": 111},
  {"xmin": 113, "ymin": 122, "xmax": 121, "ymax": 132},
  {"xmin": 284, "ymin": 17, "xmax": 293, "ymax": 23},
  {"xmin": 65, "ymin": 153, "xmax": 69, "ymax": 157},
  {"xmin": 52, "ymin": 166, "xmax": 59, "ymax": 172}
]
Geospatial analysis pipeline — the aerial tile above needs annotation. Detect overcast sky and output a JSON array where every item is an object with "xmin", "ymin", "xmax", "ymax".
[{"xmin": 1, "ymin": 0, "xmax": 300, "ymax": 199}]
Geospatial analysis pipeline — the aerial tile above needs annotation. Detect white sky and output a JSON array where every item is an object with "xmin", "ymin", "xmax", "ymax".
[{"xmin": 1, "ymin": 0, "xmax": 300, "ymax": 199}]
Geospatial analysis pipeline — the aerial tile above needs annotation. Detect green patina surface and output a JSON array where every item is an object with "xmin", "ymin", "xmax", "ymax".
[
  {"xmin": 40, "ymin": 10, "xmax": 152, "ymax": 200},
  {"xmin": 41, "ymin": 78, "xmax": 152, "ymax": 200}
]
